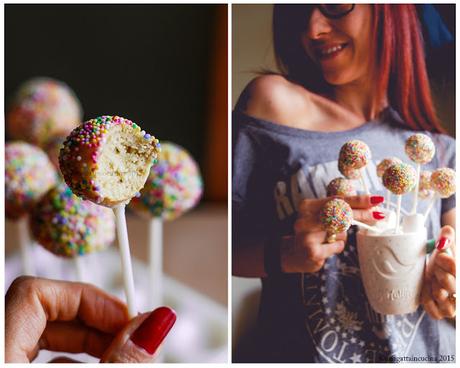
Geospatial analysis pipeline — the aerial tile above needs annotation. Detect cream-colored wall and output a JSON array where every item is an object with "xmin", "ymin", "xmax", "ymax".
[{"xmin": 232, "ymin": 4, "xmax": 277, "ymax": 107}]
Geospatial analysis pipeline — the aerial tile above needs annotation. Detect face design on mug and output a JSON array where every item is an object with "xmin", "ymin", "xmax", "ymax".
[
  {"xmin": 372, "ymin": 246, "xmax": 416, "ymax": 279},
  {"xmin": 301, "ymin": 4, "xmax": 373, "ymax": 86}
]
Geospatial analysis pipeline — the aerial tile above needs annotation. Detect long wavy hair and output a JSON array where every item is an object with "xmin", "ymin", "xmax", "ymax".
[{"xmin": 273, "ymin": 4, "xmax": 445, "ymax": 133}]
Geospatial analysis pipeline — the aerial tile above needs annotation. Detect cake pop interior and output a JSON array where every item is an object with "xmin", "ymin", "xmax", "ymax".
[{"xmin": 95, "ymin": 124, "xmax": 156, "ymax": 206}]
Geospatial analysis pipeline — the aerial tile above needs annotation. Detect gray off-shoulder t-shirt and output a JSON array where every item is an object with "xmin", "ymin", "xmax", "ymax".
[{"xmin": 232, "ymin": 107, "xmax": 456, "ymax": 363}]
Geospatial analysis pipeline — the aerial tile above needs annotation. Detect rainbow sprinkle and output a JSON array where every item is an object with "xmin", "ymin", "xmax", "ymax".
[
  {"xmin": 319, "ymin": 198, "xmax": 353, "ymax": 235},
  {"xmin": 431, "ymin": 168, "xmax": 455, "ymax": 198},
  {"xmin": 326, "ymin": 177, "xmax": 356, "ymax": 197},
  {"xmin": 405, "ymin": 133, "xmax": 435, "ymax": 164},
  {"xmin": 382, "ymin": 163, "xmax": 417, "ymax": 195}
]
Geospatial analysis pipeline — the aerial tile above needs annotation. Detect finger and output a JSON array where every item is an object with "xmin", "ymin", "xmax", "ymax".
[
  {"xmin": 5, "ymin": 276, "xmax": 129, "ymax": 363},
  {"xmin": 300, "ymin": 231, "xmax": 347, "ymax": 244},
  {"xmin": 352, "ymin": 209, "xmax": 384, "ymax": 224},
  {"xmin": 431, "ymin": 279, "xmax": 455, "ymax": 318},
  {"xmin": 421, "ymin": 290, "xmax": 444, "ymax": 320},
  {"xmin": 436, "ymin": 225, "xmax": 455, "ymax": 252},
  {"xmin": 341, "ymin": 194, "xmax": 384, "ymax": 209},
  {"xmin": 101, "ymin": 307, "xmax": 176, "ymax": 363},
  {"xmin": 39, "ymin": 321, "xmax": 114, "ymax": 358},
  {"xmin": 434, "ymin": 252, "xmax": 456, "ymax": 277},
  {"xmin": 434, "ymin": 267, "xmax": 456, "ymax": 294},
  {"xmin": 294, "ymin": 217, "xmax": 323, "ymax": 233},
  {"xmin": 306, "ymin": 241, "xmax": 345, "ymax": 262}
]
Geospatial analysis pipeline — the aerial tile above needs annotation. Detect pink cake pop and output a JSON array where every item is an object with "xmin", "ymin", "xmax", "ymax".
[
  {"xmin": 326, "ymin": 178, "xmax": 356, "ymax": 197},
  {"xmin": 319, "ymin": 198, "xmax": 353, "ymax": 243}
]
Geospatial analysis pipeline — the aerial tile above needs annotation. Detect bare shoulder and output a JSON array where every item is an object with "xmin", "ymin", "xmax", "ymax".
[{"xmin": 235, "ymin": 74, "xmax": 313, "ymax": 126}]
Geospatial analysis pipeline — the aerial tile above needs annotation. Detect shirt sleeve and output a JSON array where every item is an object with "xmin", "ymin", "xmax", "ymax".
[{"xmin": 433, "ymin": 133, "xmax": 456, "ymax": 215}]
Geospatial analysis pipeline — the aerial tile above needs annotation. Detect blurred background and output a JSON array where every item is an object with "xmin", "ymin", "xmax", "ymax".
[
  {"xmin": 5, "ymin": 4, "xmax": 227, "ymax": 363},
  {"xmin": 232, "ymin": 2, "xmax": 455, "ymax": 357}
]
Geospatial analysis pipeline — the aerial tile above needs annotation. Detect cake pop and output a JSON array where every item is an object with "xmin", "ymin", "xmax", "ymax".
[
  {"xmin": 377, "ymin": 157, "xmax": 402, "ymax": 177},
  {"xmin": 418, "ymin": 171, "xmax": 433, "ymax": 199},
  {"xmin": 405, "ymin": 133, "xmax": 435, "ymax": 164},
  {"xmin": 320, "ymin": 198, "xmax": 353, "ymax": 243},
  {"xmin": 30, "ymin": 183, "xmax": 115, "ymax": 258},
  {"xmin": 59, "ymin": 115, "xmax": 160, "ymax": 317},
  {"xmin": 129, "ymin": 142, "xmax": 203, "ymax": 220},
  {"xmin": 6, "ymin": 77, "xmax": 82, "ymax": 146},
  {"xmin": 326, "ymin": 177, "xmax": 356, "ymax": 197},
  {"xmin": 129, "ymin": 142, "xmax": 202, "ymax": 308},
  {"xmin": 338, "ymin": 161, "xmax": 361, "ymax": 180},
  {"xmin": 430, "ymin": 168, "xmax": 456, "ymax": 198},
  {"xmin": 338, "ymin": 140, "xmax": 371, "ymax": 194},
  {"xmin": 423, "ymin": 168, "xmax": 456, "ymax": 222},
  {"xmin": 405, "ymin": 133, "xmax": 435, "ymax": 214},
  {"xmin": 382, "ymin": 163, "xmax": 417, "ymax": 233}
]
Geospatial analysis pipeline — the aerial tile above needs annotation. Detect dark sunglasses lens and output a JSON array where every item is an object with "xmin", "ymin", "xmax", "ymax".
[{"xmin": 320, "ymin": 4, "xmax": 354, "ymax": 17}]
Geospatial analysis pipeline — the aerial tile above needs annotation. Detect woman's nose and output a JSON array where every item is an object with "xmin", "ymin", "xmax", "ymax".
[{"xmin": 306, "ymin": 8, "xmax": 333, "ymax": 40}]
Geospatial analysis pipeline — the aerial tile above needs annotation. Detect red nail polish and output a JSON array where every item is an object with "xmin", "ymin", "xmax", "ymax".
[
  {"xmin": 436, "ymin": 237, "xmax": 450, "ymax": 250},
  {"xmin": 372, "ymin": 211, "xmax": 385, "ymax": 220},
  {"xmin": 370, "ymin": 196, "xmax": 384, "ymax": 205},
  {"xmin": 130, "ymin": 307, "xmax": 176, "ymax": 355}
]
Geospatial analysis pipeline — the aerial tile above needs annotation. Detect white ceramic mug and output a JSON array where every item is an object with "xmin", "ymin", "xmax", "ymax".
[{"xmin": 356, "ymin": 229, "xmax": 427, "ymax": 315}]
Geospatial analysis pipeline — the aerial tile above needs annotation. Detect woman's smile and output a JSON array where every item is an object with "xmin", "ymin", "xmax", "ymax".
[{"xmin": 314, "ymin": 42, "xmax": 349, "ymax": 61}]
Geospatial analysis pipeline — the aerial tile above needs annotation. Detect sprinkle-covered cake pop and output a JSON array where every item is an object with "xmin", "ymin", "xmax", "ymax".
[
  {"xmin": 377, "ymin": 157, "xmax": 402, "ymax": 177},
  {"xmin": 30, "ymin": 183, "xmax": 115, "ymax": 257},
  {"xmin": 405, "ymin": 133, "xmax": 435, "ymax": 164},
  {"xmin": 418, "ymin": 171, "xmax": 433, "ymax": 199},
  {"xmin": 6, "ymin": 78, "xmax": 82, "ymax": 146},
  {"xmin": 338, "ymin": 140, "xmax": 371, "ymax": 170},
  {"xmin": 338, "ymin": 161, "xmax": 361, "ymax": 180},
  {"xmin": 59, "ymin": 115, "xmax": 161, "ymax": 207},
  {"xmin": 431, "ymin": 168, "xmax": 456, "ymax": 198},
  {"xmin": 326, "ymin": 177, "xmax": 356, "ymax": 197},
  {"xmin": 5, "ymin": 142, "xmax": 58, "ymax": 220},
  {"xmin": 382, "ymin": 163, "xmax": 417, "ymax": 195},
  {"xmin": 129, "ymin": 142, "xmax": 203, "ymax": 220},
  {"xmin": 319, "ymin": 198, "xmax": 353, "ymax": 241}
]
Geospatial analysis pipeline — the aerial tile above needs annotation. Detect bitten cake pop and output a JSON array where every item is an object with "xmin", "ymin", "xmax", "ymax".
[
  {"xmin": 326, "ymin": 177, "xmax": 356, "ymax": 197},
  {"xmin": 405, "ymin": 133, "xmax": 435, "ymax": 164},
  {"xmin": 430, "ymin": 168, "xmax": 456, "ymax": 198},
  {"xmin": 129, "ymin": 142, "xmax": 203, "ymax": 220},
  {"xmin": 377, "ymin": 157, "xmax": 402, "ymax": 177},
  {"xmin": 59, "ymin": 115, "xmax": 161, "ymax": 207},
  {"xmin": 338, "ymin": 140, "xmax": 371, "ymax": 194},
  {"xmin": 59, "ymin": 115, "xmax": 160, "ymax": 318},
  {"xmin": 6, "ymin": 78, "xmax": 82, "ymax": 146},
  {"xmin": 30, "ymin": 183, "xmax": 115, "ymax": 258},
  {"xmin": 320, "ymin": 198, "xmax": 353, "ymax": 243},
  {"xmin": 418, "ymin": 171, "xmax": 433, "ymax": 199},
  {"xmin": 6, "ymin": 142, "xmax": 58, "ymax": 220},
  {"xmin": 382, "ymin": 163, "xmax": 417, "ymax": 233}
]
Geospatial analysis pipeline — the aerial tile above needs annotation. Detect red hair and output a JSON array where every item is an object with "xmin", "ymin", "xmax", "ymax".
[{"xmin": 273, "ymin": 4, "xmax": 445, "ymax": 133}]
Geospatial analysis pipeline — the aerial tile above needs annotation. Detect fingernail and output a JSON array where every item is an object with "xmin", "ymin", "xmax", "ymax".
[
  {"xmin": 370, "ymin": 196, "xmax": 384, "ymax": 205},
  {"xmin": 436, "ymin": 237, "xmax": 450, "ymax": 250},
  {"xmin": 372, "ymin": 211, "xmax": 385, "ymax": 220},
  {"xmin": 130, "ymin": 307, "xmax": 176, "ymax": 355}
]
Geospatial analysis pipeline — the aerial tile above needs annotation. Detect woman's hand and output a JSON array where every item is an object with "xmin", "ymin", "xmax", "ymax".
[
  {"xmin": 421, "ymin": 226, "xmax": 456, "ymax": 320},
  {"xmin": 5, "ymin": 276, "xmax": 176, "ymax": 363},
  {"xmin": 281, "ymin": 195, "xmax": 385, "ymax": 273}
]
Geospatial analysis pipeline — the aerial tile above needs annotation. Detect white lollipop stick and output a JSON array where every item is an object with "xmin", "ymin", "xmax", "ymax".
[
  {"xmin": 352, "ymin": 220, "xmax": 382, "ymax": 233},
  {"xmin": 385, "ymin": 191, "xmax": 391, "ymax": 210},
  {"xmin": 113, "ymin": 204, "xmax": 137, "ymax": 318},
  {"xmin": 149, "ymin": 218, "xmax": 163, "ymax": 308},
  {"xmin": 359, "ymin": 169, "xmax": 370, "ymax": 195},
  {"xmin": 394, "ymin": 195, "xmax": 402, "ymax": 233},
  {"xmin": 411, "ymin": 163, "xmax": 421, "ymax": 214},
  {"xmin": 17, "ymin": 217, "xmax": 35, "ymax": 276},
  {"xmin": 423, "ymin": 193, "xmax": 438, "ymax": 223},
  {"xmin": 74, "ymin": 256, "xmax": 85, "ymax": 282}
]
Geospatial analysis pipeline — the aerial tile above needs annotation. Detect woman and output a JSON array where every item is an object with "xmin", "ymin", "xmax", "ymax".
[{"xmin": 233, "ymin": 4, "xmax": 455, "ymax": 363}]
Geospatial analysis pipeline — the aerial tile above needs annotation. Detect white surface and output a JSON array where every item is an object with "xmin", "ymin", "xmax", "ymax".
[{"xmin": 5, "ymin": 245, "xmax": 227, "ymax": 363}]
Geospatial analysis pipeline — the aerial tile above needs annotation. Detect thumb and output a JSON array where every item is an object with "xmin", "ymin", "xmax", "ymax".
[{"xmin": 100, "ymin": 307, "xmax": 176, "ymax": 363}]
